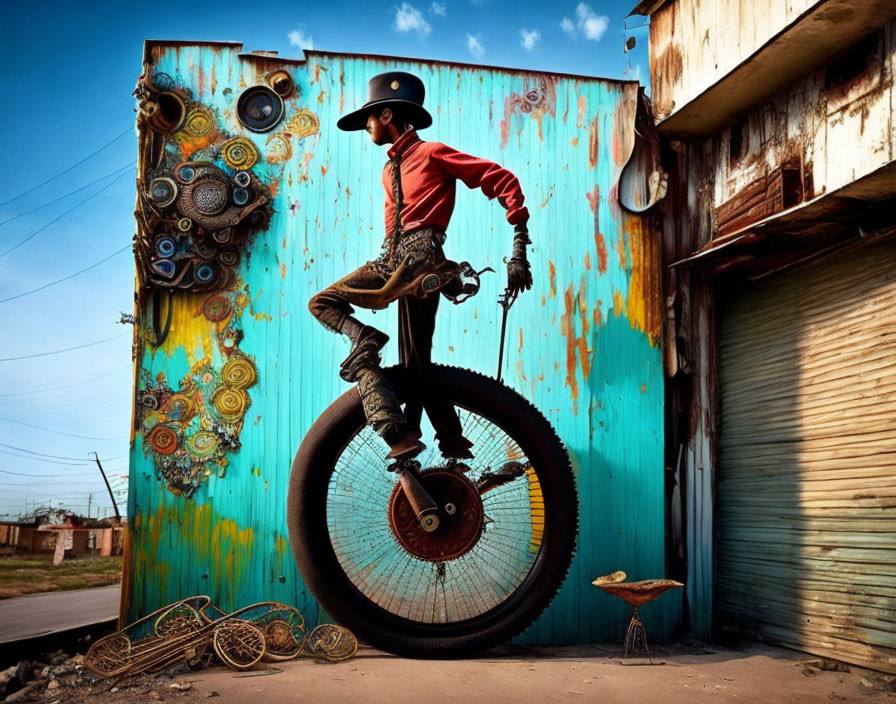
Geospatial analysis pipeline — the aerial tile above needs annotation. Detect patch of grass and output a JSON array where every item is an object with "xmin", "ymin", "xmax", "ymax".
[{"xmin": 0, "ymin": 553, "xmax": 122, "ymax": 599}]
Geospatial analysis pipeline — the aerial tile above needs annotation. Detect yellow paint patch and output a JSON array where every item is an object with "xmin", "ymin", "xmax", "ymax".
[
  {"xmin": 613, "ymin": 289, "xmax": 626, "ymax": 318},
  {"xmin": 275, "ymin": 534, "xmax": 289, "ymax": 560},
  {"xmin": 132, "ymin": 501, "xmax": 254, "ymax": 608},
  {"xmin": 527, "ymin": 467, "xmax": 544, "ymax": 553},
  {"xmin": 623, "ymin": 215, "xmax": 662, "ymax": 346},
  {"xmin": 157, "ymin": 293, "xmax": 214, "ymax": 363}
]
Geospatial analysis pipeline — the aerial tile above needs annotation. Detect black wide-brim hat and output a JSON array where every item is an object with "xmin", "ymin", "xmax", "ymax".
[{"xmin": 337, "ymin": 71, "xmax": 433, "ymax": 131}]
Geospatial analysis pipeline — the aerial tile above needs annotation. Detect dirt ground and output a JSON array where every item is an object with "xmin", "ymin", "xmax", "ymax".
[
  {"xmin": 28, "ymin": 642, "xmax": 896, "ymax": 704},
  {"xmin": 0, "ymin": 556, "xmax": 121, "ymax": 599}
]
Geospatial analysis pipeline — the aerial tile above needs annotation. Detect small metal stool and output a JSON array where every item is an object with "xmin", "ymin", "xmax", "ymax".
[{"xmin": 593, "ymin": 571, "xmax": 683, "ymax": 663}]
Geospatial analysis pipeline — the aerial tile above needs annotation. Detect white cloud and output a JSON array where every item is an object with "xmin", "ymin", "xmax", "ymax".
[
  {"xmin": 560, "ymin": 17, "xmax": 576, "ymax": 38},
  {"xmin": 466, "ymin": 33, "xmax": 485, "ymax": 59},
  {"xmin": 561, "ymin": 4, "xmax": 609, "ymax": 42},
  {"xmin": 520, "ymin": 28, "xmax": 541, "ymax": 51},
  {"xmin": 576, "ymin": 3, "xmax": 609, "ymax": 41},
  {"xmin": 430, "ymin": 1, "xmax": 446, "ymax": 15},
  {"xmin": 395, "ymin": 3, "xmax": 432, "ymax": 37},
  {"xmin": 287, "ymin": 29, "xmax": 314, "ymax": 51}
]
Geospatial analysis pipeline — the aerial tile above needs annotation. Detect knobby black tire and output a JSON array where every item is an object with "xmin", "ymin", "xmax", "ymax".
[{"xmin": 287, "ymin": 364, "xmax": 578, "ymax": 658}]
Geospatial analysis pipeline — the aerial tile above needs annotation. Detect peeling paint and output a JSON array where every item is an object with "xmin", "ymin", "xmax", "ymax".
[
  {"xmin": 129, "ymin": 44, "xmax": 669, "ymax": 646},
  {"xmin": 588, "ymin": 117, "xmax": 599, "ymax": 169}
]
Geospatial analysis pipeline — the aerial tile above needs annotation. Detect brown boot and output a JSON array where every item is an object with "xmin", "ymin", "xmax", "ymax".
[
  {"xmin": 438, "ymin": 434, "xmax": 475, "ymax": 460},
  {"xmin": 386, "ymin": 425, "xmax": 426, "ymax": 460},
  {"xmin": 339, "ymin": 326, "xmax": 390, "ymax": 382}
]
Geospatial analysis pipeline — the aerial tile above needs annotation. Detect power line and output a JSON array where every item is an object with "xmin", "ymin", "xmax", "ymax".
[
  {"xmin": 0, "ymin": 331, "xmax": 130, "ymax": 361},
  {"xmin": 0, "ymin": 449, "xmax": 94, "ymax": 466},
  {"xmin": 1, "ymin": 478, "xmax": 128, "ymax": 487},
  {"xmin": 0, "ymin": 170, "xmax": 132, "ymax": 259},
  {"xmin": 0, "ymin": 443, "xmax": 91, "ymax": 462},
  {"xmin": 0, "ymin": 386, "xmax": 133, "ymax": 411},
  {"xmin": 0, "ymin": 244, "xmax": 132, "ymax": 303},
  {"xmin": 0, "ymin": 443, "xmax": 126, "ymax": 463},
  {"xmin": 0, "ymin": 467, "xmax": 92, "ymax": 478},
  {"xmin": 0, "ymin": 364, "xmax": 131, "ymax": 397},
  {"xmin": 0, "ymin": 126, "xmax": 133, "ymax": 207},
  {"xmin": 0, "ymin": 162, "xmax": 137, "ymax": 228},
  {"xmin": 0, "ymin": 418, "xmax": 125, "ymax": 441}
]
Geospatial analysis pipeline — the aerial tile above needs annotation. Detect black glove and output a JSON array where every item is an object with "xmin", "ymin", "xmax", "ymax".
[{"xmin": 506, "ymin": 223, "xmax": 532, "ymax": 298}]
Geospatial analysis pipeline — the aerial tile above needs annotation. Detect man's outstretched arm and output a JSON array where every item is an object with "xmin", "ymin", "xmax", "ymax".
[{"xmin": 430, "ymin": 143, "xmax": 532, "ymax": 296}]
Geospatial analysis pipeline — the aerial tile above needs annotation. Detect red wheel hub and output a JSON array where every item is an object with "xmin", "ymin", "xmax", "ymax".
[{"xmin": 388, "ymin": 469, "xmax": 484, "ymax": 562}]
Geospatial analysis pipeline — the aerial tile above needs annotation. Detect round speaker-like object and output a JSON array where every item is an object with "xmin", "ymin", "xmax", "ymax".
[
  {"xmin": 148, "ymin": 177, "xmax": 178, "ymax": 207},
  {"xmin": 236, "ymin": 86, "xmax": 284, "ymax": 133},
  {"xmin": 266, "ymin": 70, "xmax": 295, "ymax": 99}
]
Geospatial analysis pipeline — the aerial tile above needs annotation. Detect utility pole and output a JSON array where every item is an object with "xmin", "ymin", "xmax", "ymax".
[
  {"xmin": 87, "ymin": 494, "xmax": 92, "ymax": 520},
  {"xmin": 91, "ymin": 453, "xmax": 121, "ymax": 524}
]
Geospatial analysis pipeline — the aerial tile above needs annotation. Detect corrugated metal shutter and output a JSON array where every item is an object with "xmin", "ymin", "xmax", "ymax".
[{"xmin": 716, "ymin": 237, "xmax": 896, "ymax": 674}]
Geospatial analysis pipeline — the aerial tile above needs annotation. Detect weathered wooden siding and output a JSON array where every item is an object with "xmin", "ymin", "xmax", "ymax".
[
  {"xmin": 654, "ymin": 6, "xmax": 896, "ymax": 648},
  {"xmin": 126, "ymin": 43, "xmax": 676, "ymax": 644},
  {"xmin": 709, "ymin": 18, "xmax": 896, "ymax": 220},
  {"xmin": 717, "ymin": 238, "xmax": 896, "ymax": 674},
  {"xmin": 647, "ymin": 0, "xmax": 817, "ymax": 120},
  {"xmin": 642, "ymin": 0, "xmax": 896, "ymax": 136}
]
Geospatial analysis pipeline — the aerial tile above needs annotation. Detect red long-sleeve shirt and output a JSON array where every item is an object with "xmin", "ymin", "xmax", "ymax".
[{"xmin": 382, "ymin": 130, "xmax": 529, "ymax": 239}]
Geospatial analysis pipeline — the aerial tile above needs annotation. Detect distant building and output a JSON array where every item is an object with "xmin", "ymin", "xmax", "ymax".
[{"xmin": 0, "ymin": 510, "xmax": 124, "ymax": 557}]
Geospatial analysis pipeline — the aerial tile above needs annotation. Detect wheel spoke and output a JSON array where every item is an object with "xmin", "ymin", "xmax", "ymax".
[{"xmin": 326, "ymin": 408, "xmax": 543, "ymax": 624}]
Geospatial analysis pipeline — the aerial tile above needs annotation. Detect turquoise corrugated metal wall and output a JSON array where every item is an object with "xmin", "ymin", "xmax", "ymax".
[{"xmin": 127, "ymin": 43, "xmax": 679, "ymax": 644}]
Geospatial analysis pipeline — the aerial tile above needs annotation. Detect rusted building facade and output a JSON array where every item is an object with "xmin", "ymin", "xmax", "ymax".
[
  {"xmin": 632, "ymin": 0, "xmax": 896, "ymax": 673},
  {"xmin": 124, "ymin": 41, "xmax": 675, "ymax": 645}
]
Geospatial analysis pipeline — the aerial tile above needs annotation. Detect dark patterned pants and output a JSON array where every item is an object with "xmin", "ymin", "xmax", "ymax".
[{"xmin": 308, "ymin": 228, "xmax": 470, "ymax": 455}]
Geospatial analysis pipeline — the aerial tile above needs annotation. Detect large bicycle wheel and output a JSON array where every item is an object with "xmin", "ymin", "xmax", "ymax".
[{"xmin": 287, "ymin": 364, "xmax": 578, "ymax": 657}]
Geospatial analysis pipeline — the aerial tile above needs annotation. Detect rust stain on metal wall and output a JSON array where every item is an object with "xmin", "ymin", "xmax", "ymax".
[
  {"xmin": 500, "ymin": 75, "xmax": 557, "ymax": 149},
  {"xmin": 576, "ymin": 95, "xmax": 588, "ymax": 128},
  {"xmin": 128, "ymin": 43, "xmax": 672, "ymax": 646},
  {"xmin": 562, "ymin": 283, "xmax": 580, "ymax": 405},
  {"xmin": 560, "ymin": 276, "xmax": 594, "ymax": 410},
  {"xmin": 588, "ymin": 117, "xmax": 600, "ymax": 168},
  {"xmin": 613, "ymin": 99, "xmax": 637, "ymax": 167},
  {"xmin": 586, "ymin": 186, "xmax": 609, "ymax": 274}
]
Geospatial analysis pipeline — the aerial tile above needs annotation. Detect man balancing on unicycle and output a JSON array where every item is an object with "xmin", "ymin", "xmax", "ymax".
[{"xmin": 309, "ymin": 71, "xmax": 532, "ymax": 461}]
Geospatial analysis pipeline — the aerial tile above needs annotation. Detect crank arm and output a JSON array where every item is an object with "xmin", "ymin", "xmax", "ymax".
[
  {"xmin": 397, "ymin": 467, "xmax": 441, "ymax": 532},
  {"xmin": 477, "ymin": 461, "xmax": 529, "ymax": 495}
]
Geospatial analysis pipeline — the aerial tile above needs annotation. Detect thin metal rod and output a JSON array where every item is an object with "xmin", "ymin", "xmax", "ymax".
[
  {"xmin": 92, "ymin": 452, "xmax": 121, "ymax": 524},
  {"xmin": 497, "ymin": 303, "xmax": 509, "ymax": 383},
  {"xmin": 496, "ymin": 286, "xmax": 517, "ymax": 383}
]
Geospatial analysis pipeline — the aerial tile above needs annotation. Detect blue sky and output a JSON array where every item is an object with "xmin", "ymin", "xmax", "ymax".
[{"xmin": 0, "ymin": 0, "xmax": 648, "ymax": 519}]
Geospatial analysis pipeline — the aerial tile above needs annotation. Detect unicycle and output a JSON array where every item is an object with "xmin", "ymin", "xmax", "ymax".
[{"xmin": 287, "ymin": 293, "xmax": 578, "ymax": 658}]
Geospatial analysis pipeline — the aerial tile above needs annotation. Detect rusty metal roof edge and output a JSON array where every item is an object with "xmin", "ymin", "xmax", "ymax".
[
  {"xmin": 237, "ymin": 53, "xmax": 307, "ymax": 66},
  {"xmin": 303, "ymin": 49, "xmax": 640, "ymax": 85},
  {"xmin": 140, "ymin": 42, "xmax": 640, "ymax": 84},
  {"xmin": 628, "ymin": 0, "xmax": 672, "ymax": 17},
  {"xmin": 143, "ymin": 39, "xmax": 244, "ymax": 65},
  {"xmin": 669, "ymin": 159, "xmax": 896, "ymax": 268},
  {"xmin": 654, "ymin": 0, "xmax": 894, "ymax": 136}
]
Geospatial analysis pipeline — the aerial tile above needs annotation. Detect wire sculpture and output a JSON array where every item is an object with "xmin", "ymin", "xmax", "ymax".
[{"xmin": 85, "ymin": 597, "xmax": 357, "ymax": 677}]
